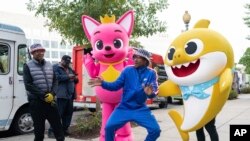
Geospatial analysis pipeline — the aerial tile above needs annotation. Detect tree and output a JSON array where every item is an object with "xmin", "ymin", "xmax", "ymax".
[
  {"xmin": 244, "ymin": 3, "xmax": 250, "ymax": 40},
  {"xmin": 239, "ymin": 47, "xmax": 250, "ymax": 74},
  {"xmin": 27, "ymin": 0, "xmax": 168, "ymax": 46}
]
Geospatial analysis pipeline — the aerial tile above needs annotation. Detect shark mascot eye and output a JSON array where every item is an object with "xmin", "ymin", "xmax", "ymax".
[
  {"xmin": 167, "ymin": 46, "xmax": 176, "ymax": 61},
  {"xmin": 158, "ymin": 19, "xmax": 234, "ymax": 141},
  {"xmin": 185, "ymin": 39, "xmax": 203, "ymax": 56}
]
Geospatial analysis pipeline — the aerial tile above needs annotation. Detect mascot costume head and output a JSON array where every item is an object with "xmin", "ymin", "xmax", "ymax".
[
  {"xmin": 81, "ymin": 10, "xmax": 134, "ymax": 141},
  {"xmin": 82, "ymin": 11, "xmax": 134, "ymax": 64},
  {"xmin": 158, "ymin": 19, "xmax": 234, "ymax": 141}
]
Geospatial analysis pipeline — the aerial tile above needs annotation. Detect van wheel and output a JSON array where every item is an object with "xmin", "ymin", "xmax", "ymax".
[{"xmin": 12, "ymin": 108, "xmax": 34, "ymax": 134}]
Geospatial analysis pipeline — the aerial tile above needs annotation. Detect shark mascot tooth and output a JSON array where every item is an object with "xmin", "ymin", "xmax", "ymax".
[{"xmin": 158, "ymin": 19, "xmax": 234, "ymax": 141}]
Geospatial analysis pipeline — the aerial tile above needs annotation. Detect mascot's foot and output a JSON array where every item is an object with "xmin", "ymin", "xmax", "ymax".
[
  {"xmin": 115, "ymin": 134, "xmax": 134, "ymax": 141},
  {"xmin": 168, "ymin": 110, "xmax": 189, "ymax": 141},
  {"xmin": 99, "ymin": 135, "xmax": 105, "ymax": 141}
]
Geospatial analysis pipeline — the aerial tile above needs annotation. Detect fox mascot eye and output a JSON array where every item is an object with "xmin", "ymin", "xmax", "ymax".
[
  {"xmin": 95, "ymin": 40, "xmax": 103, "ymax": 50},
  {"xmin": 113, "ymin": 39, "xmax": 123, "ymax": 49}
]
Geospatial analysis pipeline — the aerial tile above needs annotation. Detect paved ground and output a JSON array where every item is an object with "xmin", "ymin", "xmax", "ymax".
[{"xmin": 0, "ymin": 94, "xmax": 249, "ymax": 141}]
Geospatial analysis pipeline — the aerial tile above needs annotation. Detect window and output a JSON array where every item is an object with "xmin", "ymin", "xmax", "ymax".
[
  {"xmin": 60, "ymin": 43, "xmax": 66, "ymax": 49},
  {"xmin": 17, "ymin": 44, "xmax": 29, "ymax": 75},
  {"xmin": 42, "ymin": 40, "xmax": 50, "ymax": 48},
  {"xmin": 51, "ymin": 41, "xmax": 58, "ymax": 48},
  {"xmin": 60, "ymin": 51, "xmax": 67, "ymax": 58},
  {"xmin": 0, "ymin": 44, "xmax": 10, "ymax": 74},
  {"xmin": 51, "ymin": 61, "xmax": 59, "ymax": 65},
  {"xmin": 27, "ymin": 39, "xmax": 32, "ymax": 47},
  {"xmin": 45, "ymin": 51, "xmax": 50, "ymax": 58},
  {"xmin": 66, "ymin": 44, "xmax": 72, "ymax": 49},
  {"xmin": 51, "ymin": 51, "xmax": 59, "ymax": 59},
  {"xmin": 33, "ymin": 39, "xmax": 40, "ymax": 44},
  {"xmin": 67, "ymin": 52, "xmax": 72, "ymax": 57}
]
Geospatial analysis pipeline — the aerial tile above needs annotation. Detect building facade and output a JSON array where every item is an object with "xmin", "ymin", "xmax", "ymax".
[{"xmin": 0, "ymin": 11, "xmax": 73, "ymax": 64}]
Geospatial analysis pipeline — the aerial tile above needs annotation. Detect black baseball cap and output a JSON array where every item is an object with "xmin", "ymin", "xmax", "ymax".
[{"xmin": 62, "ymin": 55, "xmax": 71, "ymax": 64}]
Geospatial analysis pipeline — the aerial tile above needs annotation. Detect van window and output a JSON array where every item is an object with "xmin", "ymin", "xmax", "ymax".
[
  {"xmin": 0, "ymin": 44, "xmax": 10, "ymax": 74},
  {"xmin": 18, "ymin": 44, "xmax": 29, "ymax": 75}
]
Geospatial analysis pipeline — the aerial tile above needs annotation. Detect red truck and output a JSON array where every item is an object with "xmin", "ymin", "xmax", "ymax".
[{"xmin": 72, "ymin": 46, "xmax": 170, "ymax": 111}]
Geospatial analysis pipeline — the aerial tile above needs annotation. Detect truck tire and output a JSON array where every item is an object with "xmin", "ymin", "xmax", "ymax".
[
  {"xmin": 168, "ymin": 96, "xmax": 173, "ymax": 104},
  {"xmin": 88, "ymin": 108, "xmax": 96, "ymax": 113},
  {"xmin": 12, "ymin": 108, "xmax": 34, "ymax": 134},
  {"xmin": 159, "ymin": 101, "xmax": 168, "ymax": 108}
]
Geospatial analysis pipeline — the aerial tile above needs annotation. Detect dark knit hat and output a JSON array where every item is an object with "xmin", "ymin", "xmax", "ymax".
[
  {"xmin": 30, "ymin": 43, "xmax": 45, "ymax": 53},
  {"xmin": 133, "ymin": 48, "xmax": 151, "ymax": 66}
]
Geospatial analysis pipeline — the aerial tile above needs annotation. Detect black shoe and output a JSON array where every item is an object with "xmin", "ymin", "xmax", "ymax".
[
  {"xmin": 48, "ymin": 131, "xmax": 55, "ymax": 138},
  {"xmin": 64, "ymin": 130, "xmax": 71, "ymax": 136}
]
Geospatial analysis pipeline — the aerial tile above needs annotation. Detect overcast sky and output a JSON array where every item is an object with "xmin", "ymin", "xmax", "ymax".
[
  {"xmin": 0, "ymin": 0, "xmax": 249, "ymax": 62},
  {"xmin": 143, "ymin": 0, "xmax": 250, "ymax": 63}
]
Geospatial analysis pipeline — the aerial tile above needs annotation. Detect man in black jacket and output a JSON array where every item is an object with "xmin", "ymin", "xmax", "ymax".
[
  {"xmin": 48, "ymin": 55, "xmax": 78, "ymax": 137},
  {"xmin": 23, "ymin": 43, "xmax": 64, "ymax": 141}
]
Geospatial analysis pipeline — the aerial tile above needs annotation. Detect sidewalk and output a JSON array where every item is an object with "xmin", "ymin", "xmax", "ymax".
[{"xmin": 1, "ymin": 94, "xmax": 249, "ymax": 141}]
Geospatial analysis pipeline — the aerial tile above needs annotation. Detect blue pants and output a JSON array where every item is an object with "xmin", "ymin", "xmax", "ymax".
[{"xmin": 105, "ymin": 106, "xmax": 161, "ymax": 141}]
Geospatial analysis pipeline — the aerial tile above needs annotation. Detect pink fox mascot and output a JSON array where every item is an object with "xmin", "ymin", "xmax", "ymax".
[{"xmin": 81, "ymin": 10, "xmax": 134, "ymax": 141}]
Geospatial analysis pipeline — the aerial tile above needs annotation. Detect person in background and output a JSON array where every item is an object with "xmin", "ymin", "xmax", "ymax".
[
  {"xmin": 23, "ymin": 43, "xmax": 64, "ymax": 141},
  {"xmin": 48, "ymin": 55, "xmax": 78, "ymax": 138},
  {"xmin": 0, "ymin": 61, "xmax": 4, "ymax": 73},
  {"xmin": 196, "ymin": 117, "xmax": 219, "ymax": 141},
  {"xmin": 88, "ymin": 48, "xmax": 161, "ymax": 141}
]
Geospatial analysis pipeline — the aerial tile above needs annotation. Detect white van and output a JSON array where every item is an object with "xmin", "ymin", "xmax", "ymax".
[{"xmin": 0, "ymin": 23, "xmax": 33, "ymax": 134}]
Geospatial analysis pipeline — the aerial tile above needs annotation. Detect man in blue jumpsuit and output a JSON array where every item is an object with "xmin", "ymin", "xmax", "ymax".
[{"xmin": 88, "ymin": 48, "xmax": 161, "ymax": 141}]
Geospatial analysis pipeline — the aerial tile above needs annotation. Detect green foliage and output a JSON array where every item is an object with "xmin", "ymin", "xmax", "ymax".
[
  {"xmin": 239, "ymin": 47, "xmax": 250, "ymax": 74},
  {"xmin": 244, "ymin": 4, "xmax": 250, "ymax": 28},
  {"xmin": 74, "ymin": 111, "xmax": 101, "ymax": 135},
  {"xmin": 26, "ymin": 0, "xmax": 168, "ymax": 45},
  {"xmin": 240, "ymin": 86, "xmax": 250, "ymax": 93},
  {"xmin": 244, "ymin": 4, "xmax": 250, "ymax": 39},
  {"xmin": 228, "ymin": 89, "xmax": 238, "ymax": 100}
]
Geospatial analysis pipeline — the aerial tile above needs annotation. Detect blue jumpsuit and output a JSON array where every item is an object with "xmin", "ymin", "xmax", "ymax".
[{"xmin": 101, "ymin": 66, "xmax": 161, "ymax": 141}]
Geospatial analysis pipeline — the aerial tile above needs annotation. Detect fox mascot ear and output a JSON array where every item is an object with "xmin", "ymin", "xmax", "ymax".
[
  {"xmin": 81, "ymin": 10, "xmax": 134, "ymax": 41},
  {"xmin": 81, "ymin": 16, "xmax": 100, "ymax": 40},
  {"xmin": 116, "ymin": 10, "xmax": 134, "ymax": 37}
]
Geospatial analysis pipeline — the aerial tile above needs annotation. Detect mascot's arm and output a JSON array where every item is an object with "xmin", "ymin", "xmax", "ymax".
[
  {"xmin": 124, "ymin": 47, "xmax": 134, "ymax": 66},
  {"xmin": 219, "ymin": 68, "xmax": 233, "ymax": 94},
  {"xmin": 158, "ymin": 80, "xmax": 181, "ymax": 97},
  {"xmin": 84, "ymin": 54, "xmax": 100, "ymax": 78}
]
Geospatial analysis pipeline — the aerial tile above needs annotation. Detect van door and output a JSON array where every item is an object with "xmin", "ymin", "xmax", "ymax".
[{"xmin": 0, "ymin": 41, "xmax": 14, "ymax": 128}]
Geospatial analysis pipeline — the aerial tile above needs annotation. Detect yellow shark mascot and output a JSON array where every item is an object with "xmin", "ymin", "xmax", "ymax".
[{"xmin": 158, "ymin": 19, "xmax": 234, "ymax": 141}]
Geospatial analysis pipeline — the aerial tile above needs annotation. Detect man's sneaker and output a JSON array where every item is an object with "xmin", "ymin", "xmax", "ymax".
[
  {"xmin": 48, "ymin": 131, "xmax": 55, "ymax": 138},
  {"xmin": 64, "ymin": 130, "xmax": 71, "ymax": 136}
]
